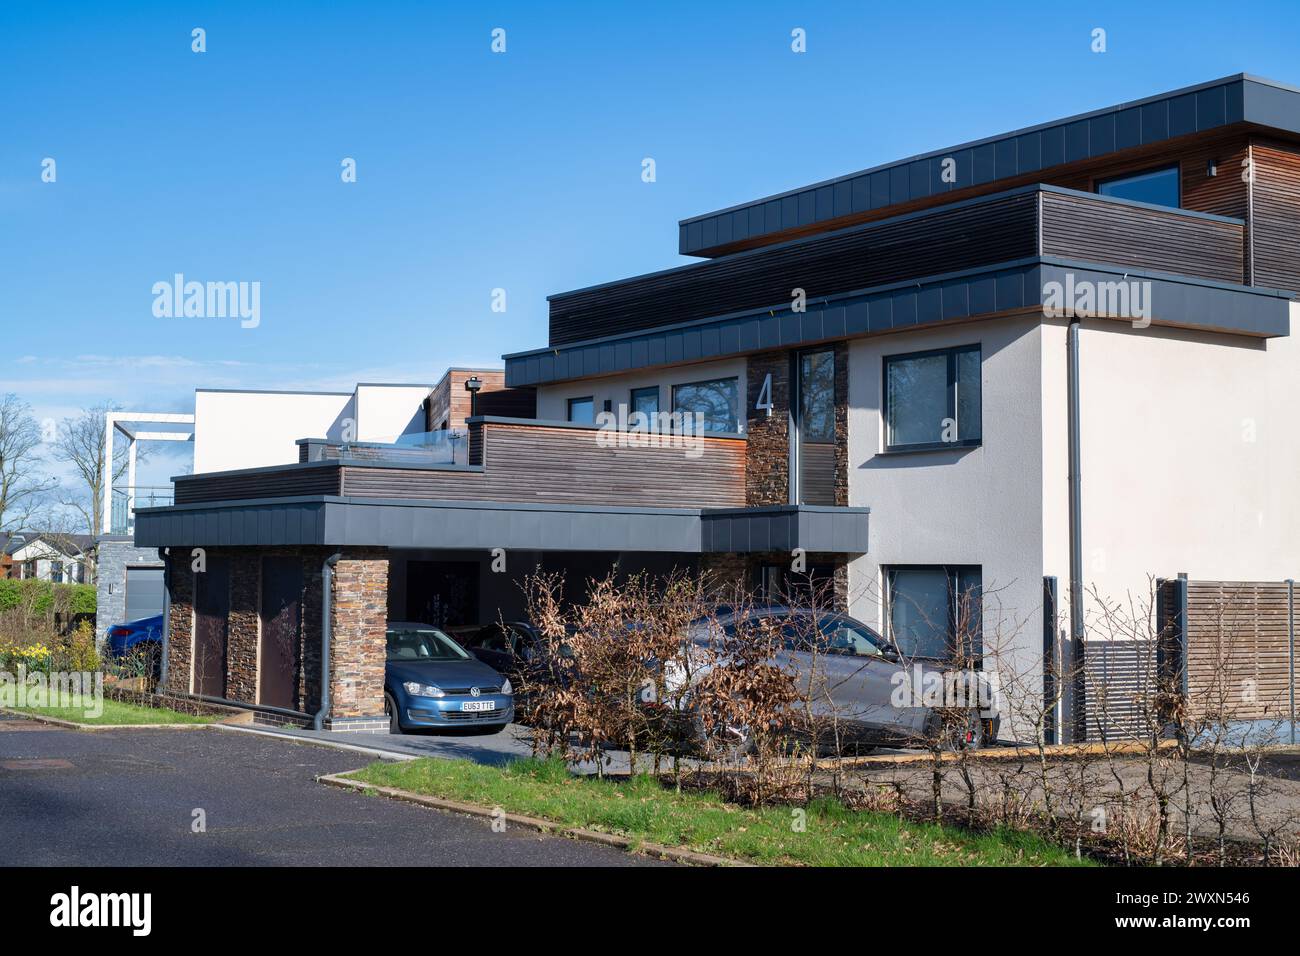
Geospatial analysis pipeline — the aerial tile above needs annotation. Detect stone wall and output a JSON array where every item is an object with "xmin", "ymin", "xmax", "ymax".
[
  {"xmin": 94, "ymin": 539, "xmax": 164, "ymax": 644},
  {"xmin": 745, "ymin": 350, "xmax": 791, "ymax": 506},
  {"xmin": 328, "ymin": 551, "xmax": 389, "ymax": 720},
  {"xmin": 164, "ymin": 554, "xmax": 193, "ymax": 695},
  {"xmin": 160, "ymin": 546, "xmax": 389, "ymax": 721}
]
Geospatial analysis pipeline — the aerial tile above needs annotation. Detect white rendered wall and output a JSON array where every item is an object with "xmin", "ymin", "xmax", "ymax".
[
  {"xmin": 193, "ymin": 390, "xmax": 353, "ymax": 472},
  {"xmin": 354, "ymin": 384, "xmax": 432, "ymax": 442}
]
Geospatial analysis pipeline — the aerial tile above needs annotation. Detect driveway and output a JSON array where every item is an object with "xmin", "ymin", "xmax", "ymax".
[{"xmin": 0, "ymin": 715, "xmax": 665, "ymax": 867}]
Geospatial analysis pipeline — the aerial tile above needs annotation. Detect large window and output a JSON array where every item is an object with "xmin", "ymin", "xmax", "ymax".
[
  {"xmin": 884, "ymin": 344, "xmax": 981, "ymax": 451},
  {"xmin": 566, "ymin": 396, "xmax": 594, "ymax": 424},
  {"xmin": 887, "ymin": 566, "xmax": 982, "ymax": 661},
  {"xmin": 1096, "ymin": 164, "xmax": 1180, "ymax": 209},
  {"xmin": 672, "ymin": 377, "xmax": 739, "ymax": 433}
]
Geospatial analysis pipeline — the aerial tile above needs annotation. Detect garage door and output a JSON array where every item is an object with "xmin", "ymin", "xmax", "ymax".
[{"xmin": 125, "ymin": 567, "xmax": 165, "ymax": 622}]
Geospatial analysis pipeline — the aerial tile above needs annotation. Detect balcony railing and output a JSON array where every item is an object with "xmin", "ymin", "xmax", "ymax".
[
  {"xmin": 546, "ymin": 183, "xmax": 1247, "ymax": 346},
  {"xmin": 179, "ymin": 417, "xmax": 747, "ymax": 510},
  {"xmin": 110, "ymin": 485, "xmax": 175, "ymax": 534},
  {"xmin": 298, "ymin": 429, "xmax": 469, "ymax": 466}
]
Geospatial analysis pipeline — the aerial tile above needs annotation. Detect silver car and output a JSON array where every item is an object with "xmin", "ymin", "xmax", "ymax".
[{"xmin": 669, "ymin": 606, "xmax": 999, "ymax": 754}]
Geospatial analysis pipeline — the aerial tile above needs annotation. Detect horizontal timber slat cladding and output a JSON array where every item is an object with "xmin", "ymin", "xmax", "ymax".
[
  {"xmin": 340, "ymin": 421, "xmax": 747, "ymax": 509},
  {"xmin": 549, "ymin": 191, "xmax": 1039, "ymax": 346},
  {"xmin": 549, "ymin": 184, "xmax": 1251, "ymax": 347},
  {"xmin": 1250, "ymin": 139, "xmax": 1300, "ymax": 294},
  {"xmin": 1184, "ymin": 581, "xmax": 1295, "ymax": 723},
  {"xmin": 1040, "ymin": 191, "xmax": 1245, "ymax": 283},
  {"xmin": 175, "ymin": 464, "xmax": 341, "ymax": 504}
]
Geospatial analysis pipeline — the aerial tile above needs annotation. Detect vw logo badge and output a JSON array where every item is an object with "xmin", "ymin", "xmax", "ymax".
[{"xmin": 470, "ymin": 687, "xmax": 481, "ymax": 697}]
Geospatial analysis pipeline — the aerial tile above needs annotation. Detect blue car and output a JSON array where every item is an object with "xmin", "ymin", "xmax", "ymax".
[
  {"xmin": 384, "ymin": 622, "xmax": 514, "ymax": 734},
  {"xmin": 106, "ymin": 614, "xmax": 164, "ymax": 674}
]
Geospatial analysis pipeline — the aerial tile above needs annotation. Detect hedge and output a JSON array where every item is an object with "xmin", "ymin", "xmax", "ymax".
[{"xmin": 0, "ymin": 579, "xmax": 96, "ymax": 616}]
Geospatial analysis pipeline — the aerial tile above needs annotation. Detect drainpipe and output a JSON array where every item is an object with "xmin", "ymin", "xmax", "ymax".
[
  {"xmin": 314, "ymin": 552, "xmax": 344, "ymax": 731},
  {"xmin": 1067, "ymin": 317, "xmax": 1086, "ymax": 743},
  {"xmin": 157, "ymin": 548, "xmax": 171, "ymax": 689}
]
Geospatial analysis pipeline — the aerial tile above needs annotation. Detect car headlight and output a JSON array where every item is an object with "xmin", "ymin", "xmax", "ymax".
[
  {"xmin": 403, "ymin": 681, "xmax": 445, "ymax": 698},
  {"xmin": 499, "ymin": 678, "xmax": 512, "ymax": 696}
]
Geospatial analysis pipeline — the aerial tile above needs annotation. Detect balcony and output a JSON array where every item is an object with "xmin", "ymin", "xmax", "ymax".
[
  {"xmin": 110, "ymin": 485, "xmax": 175, "ymax": 535},
  {"xmin": 545, "ymin": 183, "xmax": 1246, "ymax": 347},
  {"xmin": 139, "ymin": 418, "xmax": 870, "ymax": 555},
  {"xmin": 175, "ymin": 417, "xmax": 747, "ymax": 511}
]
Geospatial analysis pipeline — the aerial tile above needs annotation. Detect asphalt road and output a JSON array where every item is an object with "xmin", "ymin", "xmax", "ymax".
[{"xmin": 0, "ymin": 715, "xmax": 664, "ymax": 867}]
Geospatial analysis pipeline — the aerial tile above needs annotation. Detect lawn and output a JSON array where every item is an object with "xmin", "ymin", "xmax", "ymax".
[
  {"xmin": 349, "ymin": 756, "xmax": 1091, "ymax": 867},
  {"xmin": 0, "ymin": 694, "xmax": 216, "ymax": 726}
]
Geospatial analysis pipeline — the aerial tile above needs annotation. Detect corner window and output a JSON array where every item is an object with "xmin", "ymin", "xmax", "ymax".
[
  {"xmin": 566, "ymin": 396, "xmax": 594, "ymax": 425},
  {"xmin": 887, "ymin": 566, "xmax": 982, "ymax": 661},
  {"xmin": 630, "ymin": 386, "xmax": 660, "ymax": 418},
  {"xmin": 672, "ymin": 377, "xmax": 739, "ymax": 433},
  {"xmin": 1095, "ymin": 164, "xmax": 1180, "ymax": 209},
  {"xmin": 884, "ymin": 344, "xmax": 981, "ymax": 451}
]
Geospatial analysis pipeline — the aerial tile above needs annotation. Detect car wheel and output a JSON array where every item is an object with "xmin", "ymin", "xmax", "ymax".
[{"xmin": 384, "ymin": 693, "xmax": 403, "ymax": 734}]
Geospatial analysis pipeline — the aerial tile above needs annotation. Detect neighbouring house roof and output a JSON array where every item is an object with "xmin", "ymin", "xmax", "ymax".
[{"xmin": 4, "ymin": 532, "xmax": 95, "ymax": 559}]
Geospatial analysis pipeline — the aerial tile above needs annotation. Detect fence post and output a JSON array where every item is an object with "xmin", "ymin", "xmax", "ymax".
[{"xmin": 1288, "ymin": 578, "xmax": 1295, "ymax": 746}]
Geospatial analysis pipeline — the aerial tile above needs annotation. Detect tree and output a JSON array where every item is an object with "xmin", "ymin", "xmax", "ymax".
[
  {"xmin": 0, "ymin": 393, "xmax": 56, "ymax": 532},
  {"xmin": 51, "ymin": 403, "xmax": 142, "ymax": 537}
]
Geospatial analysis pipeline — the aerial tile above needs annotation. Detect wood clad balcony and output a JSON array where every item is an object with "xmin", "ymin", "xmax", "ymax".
[
  {"xmin": 547, "ymin": 184, "xmax": 1247, "ymax": 347},
  {"xmin": 174, "ymin": 418, "xmax": 747, "ymax": 510}
]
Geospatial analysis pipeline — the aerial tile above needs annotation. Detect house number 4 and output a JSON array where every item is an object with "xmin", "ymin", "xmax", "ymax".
[{"xmin": 755, "ymin": 373, "xmax": 774, "ymax": 417}]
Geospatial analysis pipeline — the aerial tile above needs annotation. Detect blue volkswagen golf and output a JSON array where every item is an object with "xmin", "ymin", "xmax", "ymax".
[{"xmin": 384, "ymin": 622, "xmax": 513, "ymax": 734}]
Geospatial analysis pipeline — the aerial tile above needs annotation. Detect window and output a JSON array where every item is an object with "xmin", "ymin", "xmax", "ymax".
[
  {"xmin": 887, "ymin": 566, "xmax": 982, "ymax": 661},
  {"xmin": 884, "ymin": 344, "xmax": 980, "ymax": 451},
  {"xmin": 1096, "ymin": 164, "xmax": 1180, "ymax": 209},
  {"xmin": 630, "ymin": 386, "xmax": 659, "ymax": 419},
  {"xmin": 672, "ymin": 377, "xmax": 739, "ymax": 433},
  {"xmin": 566, "ymin": 396, "xmax": 594, "ymax": 424},
  {"xmin": 799, "ymin": 350, "xmax": 835, "ymax": 442}
]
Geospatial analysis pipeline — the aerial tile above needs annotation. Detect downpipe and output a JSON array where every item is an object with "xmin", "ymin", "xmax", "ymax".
[
  {"xmin": 314, "ymin": 552, "xmax": 344, "ymax": 731},
  {"xmin": 1067, "ymin": 317, "xmax": 1086, "ymax": 743}
]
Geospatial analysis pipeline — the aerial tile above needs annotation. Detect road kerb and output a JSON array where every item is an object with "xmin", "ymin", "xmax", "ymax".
[{"xmin": 317, "ymin": 771, "xmax": 751, "ymax": 867}]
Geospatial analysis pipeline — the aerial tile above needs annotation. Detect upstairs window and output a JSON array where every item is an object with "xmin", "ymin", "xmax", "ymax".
[
  {"xmin": 566, "ymin": 396, "xmax": 594, "ymax": 424},
  {"xmin": 672, "ymin": 377, "xmax": 739, "ymax": 433},
  {"xmin": 630, "ymin": 386, "xmax": 660, "ymax": 418},
  {"xmin": 1095, "ymin": 164, "xmax": 1180, "ymax": 209},
  {"xmin": 883, "ymin": 344, "xmax": 981, "ymax": 452}
]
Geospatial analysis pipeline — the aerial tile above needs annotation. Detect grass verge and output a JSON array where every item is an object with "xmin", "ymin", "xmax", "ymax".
[
  {"xmin": 349, "ymin": 756, "xmax": 1092, "ymax": 867},
  {"xmin": 1, "ymin": 694, "xmax": 216, "ymax": 725}
]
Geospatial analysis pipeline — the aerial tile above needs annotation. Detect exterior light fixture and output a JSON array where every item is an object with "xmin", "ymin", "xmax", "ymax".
[{"xmin": 464, "ymin": 375, "xmax": 483, "ymax": 418}]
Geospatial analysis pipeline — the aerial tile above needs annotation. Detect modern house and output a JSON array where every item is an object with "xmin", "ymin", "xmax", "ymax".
[{"xmin": 135, "ymin": 74, "xmax": 1300, "ymax": 738}]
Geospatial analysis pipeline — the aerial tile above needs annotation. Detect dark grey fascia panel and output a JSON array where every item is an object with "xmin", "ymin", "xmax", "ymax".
[
  {"xmin": 505, "ymin": 258, "xmax": 1291, "ymax": 388},
  {"xmin": 677, "ymin": 74, "xmax": 1300, "ymax": 256},
  {"xmin": 135, "ymin": 498, "xmax": 869, "ymax": 555},
  {"xmin": 701, "ymin": 505, "xmax": 870, "ymax": 554},
  {"xmin": 1038, "ymin": 260, "xmax": 1293, "ymax": 337}
]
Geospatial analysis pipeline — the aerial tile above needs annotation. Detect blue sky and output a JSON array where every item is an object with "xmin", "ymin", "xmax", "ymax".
[{"xmin": 2, "ymin": 0, "xmax": 1299, "ymax": 491}]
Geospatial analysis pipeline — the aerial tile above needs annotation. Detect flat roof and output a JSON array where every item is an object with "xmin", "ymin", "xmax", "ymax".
[{"xmin": 678, "ymin": 74, "xmax": 1300, "ymax": 256}]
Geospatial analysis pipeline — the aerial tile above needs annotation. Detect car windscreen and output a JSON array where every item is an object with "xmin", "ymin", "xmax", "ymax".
[{"xmin": 386, "ymin": 627, "xmax": 471, "ymax": 662}]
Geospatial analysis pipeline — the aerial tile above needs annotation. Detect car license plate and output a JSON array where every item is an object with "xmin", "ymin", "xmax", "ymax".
[{"xmin": 461, "ymin": 700, "xmax": 494, "ymax": 712}]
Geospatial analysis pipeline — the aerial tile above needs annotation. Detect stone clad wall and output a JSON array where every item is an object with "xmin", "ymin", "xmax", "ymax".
[
  {"xmin": 160, "ymin": 546, "xmax": 390, "ymax": 724},
  {"xmin": 94, "ymin": 540, "xmax": 165, "ymax": 644}
]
